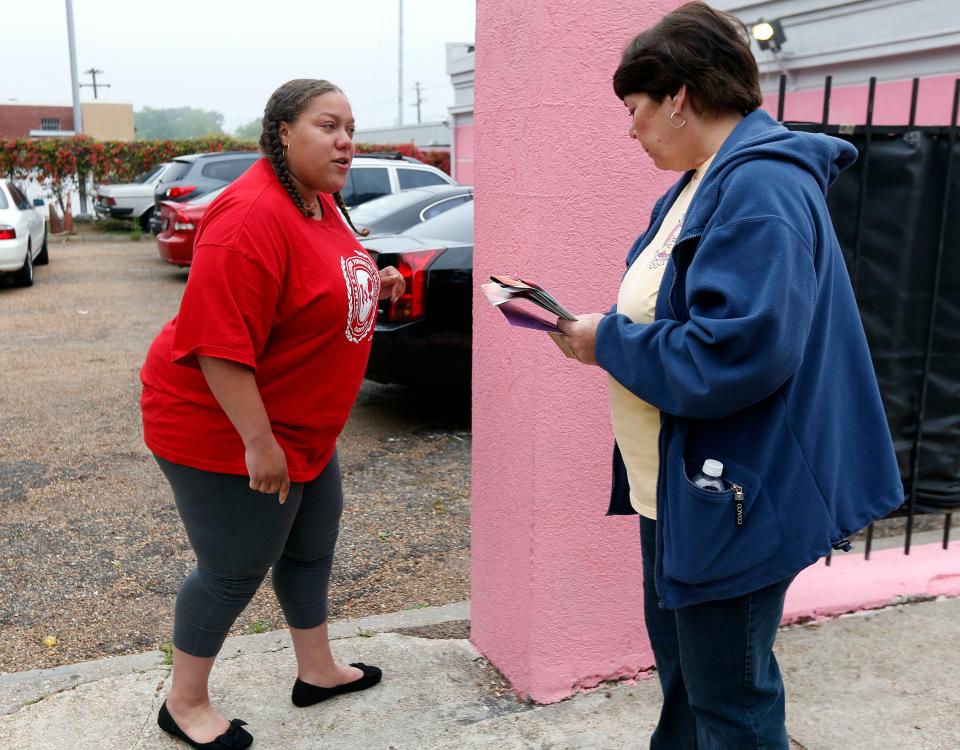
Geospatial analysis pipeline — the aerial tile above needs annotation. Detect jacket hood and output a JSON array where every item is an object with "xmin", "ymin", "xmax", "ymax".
[
  {"xmin": 713, "ymin": 108, "xmax": 856, "ymax": 193},
  {"xmin": 678, "ymin": 109, "xmax": 857, "ymax": 236}
]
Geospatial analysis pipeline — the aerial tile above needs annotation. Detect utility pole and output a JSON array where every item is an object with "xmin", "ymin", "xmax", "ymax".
[
  {"xmin": 411, "ymin": 81, "xmax": 424, "ymax": 124},
  {"xmin": 65, "ymin": 0, "xmax": 82, "ymax": 135},
  {"xmin": 80, "ymin": 68, "xmax": 111, "ymax": 99},
  {"xmin": 397, "ymin": 0, "xmax": 403, "ymax": 126},
  {"xmin": 64, "ymin": 0, "xmax": 88, "ymax": 215}
]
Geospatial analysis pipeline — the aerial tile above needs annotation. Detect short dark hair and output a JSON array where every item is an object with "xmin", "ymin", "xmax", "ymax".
[{"xmin": 613, "ymin": 2, "xmax": 762, "ymax": 117}]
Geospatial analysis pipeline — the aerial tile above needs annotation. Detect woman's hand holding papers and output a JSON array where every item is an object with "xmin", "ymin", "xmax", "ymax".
[{"xmin": 556, "ymin": 313, "xmax": 605, "ymax": 366}]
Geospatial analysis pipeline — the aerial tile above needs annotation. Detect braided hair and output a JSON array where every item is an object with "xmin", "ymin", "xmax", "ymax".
[{"xmin": 259, "ymin": 79, "xmax": 368, "ymax": 235}]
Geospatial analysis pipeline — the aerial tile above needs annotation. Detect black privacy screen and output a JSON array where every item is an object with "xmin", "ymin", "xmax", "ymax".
[{"xmin": 789, "ymin": 125, "xmax": 959, "ymax": 512}]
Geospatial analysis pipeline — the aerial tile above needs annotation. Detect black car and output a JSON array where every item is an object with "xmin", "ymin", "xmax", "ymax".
[
  {"xmin": 360, "ymin": 199, "xmax": 473, "ymax": 391},
  {"xmin": 148, "ymin": 151, "xmax": 259, "ymax": 234},
  {"xmin": 345, "ymin": 184, "xmax": 473, "ymax": 236}
]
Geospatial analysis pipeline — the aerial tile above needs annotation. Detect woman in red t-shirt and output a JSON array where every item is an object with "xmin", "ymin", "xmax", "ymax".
[{"xmin": 141, "ymin": 79, "xmax": 404, "ymax": 750}]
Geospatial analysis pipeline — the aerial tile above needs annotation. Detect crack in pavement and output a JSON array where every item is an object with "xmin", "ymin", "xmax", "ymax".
[{"xmin": 134, "ymin": 670, "xmax": 170, "ymax": 749}]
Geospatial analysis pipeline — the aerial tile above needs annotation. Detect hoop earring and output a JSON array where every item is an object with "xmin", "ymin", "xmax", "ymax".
[
  {"xmin": 282, "ymin": 143, "xmax": 289, "ymax": 158},
  {"xmin": 670, "ymin": 110, "xmax": 687, "ymax": 129}
]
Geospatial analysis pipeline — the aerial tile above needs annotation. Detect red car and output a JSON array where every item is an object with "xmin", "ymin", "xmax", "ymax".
[{"xmin": 155, "ymin": 187, "xmax": 225, "ymax": 267}]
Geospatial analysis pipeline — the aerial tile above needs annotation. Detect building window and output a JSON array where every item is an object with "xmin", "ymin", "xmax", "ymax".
[{"xmin": 40, "ymin": 118, "xmax": 61, "ymax": 131}]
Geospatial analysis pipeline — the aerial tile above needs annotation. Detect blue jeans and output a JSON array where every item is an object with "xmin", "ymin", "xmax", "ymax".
[{"xmin": 640, "ymin": 516, "xmax": 792, "ymax": 749}]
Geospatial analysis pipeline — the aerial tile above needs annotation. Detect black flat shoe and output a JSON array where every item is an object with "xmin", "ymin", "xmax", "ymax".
[
  {"xmin": 157, "ymin": 701, "xmax": 253, "ymax": 749},
  {"xmin": 291, "ymin": 662, "xmax": 383, "ymax": 707}
]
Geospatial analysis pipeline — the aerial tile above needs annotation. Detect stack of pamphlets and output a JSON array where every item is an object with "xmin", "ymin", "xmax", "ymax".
[{"xmin": 480, "ymin": 275, "xmax": 577, "ymax": 332}]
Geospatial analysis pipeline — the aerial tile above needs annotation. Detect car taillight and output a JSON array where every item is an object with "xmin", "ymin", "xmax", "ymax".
[
  {"xmin": 0, "ymin": 225, "xmax": 16, "ymax": 240},
  {"xmin": 166, "ymin": 185, "xmax": 197, "ymax": 199},
  {"xmin": 103, "ymin": 196, "xmax": 116, "ymax": 206},
  {"xmin": 172, "ymin": 212, "xmax": 195, "ymax": 232},
  {"xmin": 382, "ymin": 248, "xmax": 445, "ymax": 323}
]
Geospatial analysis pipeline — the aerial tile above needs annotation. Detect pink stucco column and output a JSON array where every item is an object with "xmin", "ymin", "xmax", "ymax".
[{"xmin": 471, "ymin": 0, "xmax": 681, "ymax": 703}]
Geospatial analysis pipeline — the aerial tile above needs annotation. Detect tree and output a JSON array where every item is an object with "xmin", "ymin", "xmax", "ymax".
[
  {"xmin": 234, "ymin": 118, "xmax": 262, "ymax": 141},
  {"xmin": 135, "ymin": 107, "xmax": 225, "ymax": 140}
]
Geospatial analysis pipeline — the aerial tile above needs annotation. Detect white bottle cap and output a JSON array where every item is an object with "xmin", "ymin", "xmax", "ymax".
[{"xmin": 702, "ymin": 459, "xmax": 723, "ymax": 478}]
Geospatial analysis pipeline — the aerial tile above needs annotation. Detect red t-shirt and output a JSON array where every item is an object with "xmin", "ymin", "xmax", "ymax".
[{"xmin": 140, "ymin": 158, "xmax": 381, "ymax": 481}]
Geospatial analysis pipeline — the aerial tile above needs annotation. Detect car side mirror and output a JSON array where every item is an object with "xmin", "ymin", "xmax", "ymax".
[{"xmin": 33, "ymin": 198, "xmax": 45, "ymax": 207}]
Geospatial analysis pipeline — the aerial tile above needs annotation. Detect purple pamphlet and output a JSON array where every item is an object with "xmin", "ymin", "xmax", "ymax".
[{"xmin": 481, "ymin": 281, "xmax": 569, "ymax": 331}]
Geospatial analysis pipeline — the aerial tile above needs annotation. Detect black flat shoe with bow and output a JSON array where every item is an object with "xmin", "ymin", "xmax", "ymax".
[
  {"xmin": 291, "ymin": 662, "xmax": 383, "ymax": 707},
  {"xmin": 157, "ymin": 701, "xmax": 253, "ymax": 749}
]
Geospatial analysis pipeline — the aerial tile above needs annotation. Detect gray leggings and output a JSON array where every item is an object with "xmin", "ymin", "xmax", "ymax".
[{"xmin": 155, "ymin": 452, "xmax": 343, "ymax": 658}]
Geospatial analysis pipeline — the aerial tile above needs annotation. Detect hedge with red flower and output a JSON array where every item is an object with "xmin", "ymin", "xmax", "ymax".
[{"xmin": 0, "ymin": 136, "xmax": 450, "ymax": 211}]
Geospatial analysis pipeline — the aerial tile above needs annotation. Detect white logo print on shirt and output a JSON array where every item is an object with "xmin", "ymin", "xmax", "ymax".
[
  {"xmin": 341, "ymin": 250, "xmax": 381, "ymax": 343},
  {"xmin": 647, "ymin": 212, "xmax": 685, "ymax": 270}
]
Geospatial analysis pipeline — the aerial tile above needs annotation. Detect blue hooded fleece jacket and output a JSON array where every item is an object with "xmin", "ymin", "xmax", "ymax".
[{"xmin": 595, "ymin": 109, "xmax": 903, "ymax": 609}]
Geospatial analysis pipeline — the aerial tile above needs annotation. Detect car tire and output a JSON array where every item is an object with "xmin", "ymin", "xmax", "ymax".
[
  {"xmin": 139, "ymin": 208, "xmax": 154, "ymax": 233},
  {"xmin": 13, "ymin": 242, "xmax": 34, "ymax": 287},
  {"xmin": 34, "ymin": 230, "xmax": 49, "ymax": 266}
]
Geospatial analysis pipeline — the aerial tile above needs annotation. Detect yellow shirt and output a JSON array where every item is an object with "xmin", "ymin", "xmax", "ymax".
[{"xmin": 608, "ymin": 155, "xmax": 716, "ymax": 518}]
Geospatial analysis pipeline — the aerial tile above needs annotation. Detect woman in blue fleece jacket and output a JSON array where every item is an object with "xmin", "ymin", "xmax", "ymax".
[{"xmin": 556, "ymin": 3, "xmax": 902, "ymax": 748}]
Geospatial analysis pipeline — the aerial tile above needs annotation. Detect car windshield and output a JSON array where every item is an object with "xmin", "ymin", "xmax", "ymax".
[
  {"xmin": 190, "ymin": 186, "xmax": 227, "ymax": 206},
  {"xmin": 133, "ymin": 164, "xmax": 165, "ymax": 184},
  {"xmin": 347, "ymin": 190, "xmax": 432, "ymax": 225},
  {"xmin": 160, "ymin": 160, "xmax": 192, "ymax": 183},
  {"xmin": 404, "ymin": 200, "xmax": 473, "ymax": 244}
]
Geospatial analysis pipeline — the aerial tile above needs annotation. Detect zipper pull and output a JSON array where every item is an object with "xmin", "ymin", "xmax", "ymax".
[{"xmin": 733, "ymin": 484, "xmax": 744, "ymax": 528}]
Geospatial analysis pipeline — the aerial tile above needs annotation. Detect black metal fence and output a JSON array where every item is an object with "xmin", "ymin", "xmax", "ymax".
[{"xmin": 779, "ymin": 74, "xmax": 959, "ymax": 559}]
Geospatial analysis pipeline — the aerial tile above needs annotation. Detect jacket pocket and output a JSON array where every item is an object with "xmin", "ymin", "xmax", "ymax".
[{"xmin": 662, "ymin": 456, "xmax": 782, "ymax": 585}]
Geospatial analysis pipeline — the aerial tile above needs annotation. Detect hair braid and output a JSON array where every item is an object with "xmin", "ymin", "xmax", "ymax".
[
  {"xmin": 262, "ymin": 120, "xmax": 312, "ymax": 217},
  {"xmin": 334, "ymin": 192, "xmax": 369, "ymax": 236}
]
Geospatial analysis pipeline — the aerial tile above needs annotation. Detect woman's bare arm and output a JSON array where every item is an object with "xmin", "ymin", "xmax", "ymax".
[{"xmin": 198, "ymin": 355, "xmax": 290, "ymax": 503}]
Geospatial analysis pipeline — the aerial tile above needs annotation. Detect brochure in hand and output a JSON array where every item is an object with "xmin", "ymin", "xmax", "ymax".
[
  {"xmin": 480, "ymin": 275, "xmax": 578, "ymax": 357},
  {"xmin": 481, "ymin": 275, "xmax": 577, "ymax": 331}
]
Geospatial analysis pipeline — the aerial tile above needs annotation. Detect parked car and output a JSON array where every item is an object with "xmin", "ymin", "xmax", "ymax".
[
  {"xmin": 346, "ymin": 184, "xmax": 473, "ymax": 236},
  {"xmin": 155, "ymin": 186, "xmax": 226, "ymax": 267},
  {"xmin": 342, "ymin": 153, "xmax": 456, "ymax": 207},
  {"xmin": 148, "ymin": 151, "xmax": 259, "ymax": 234},
  {"xmin": 94, "ymin": 162, "xmax": 172, "ymax": 231},
  {"xmin": 359, "ymin": 199, "xmax": 473, "ymax": 390},
  {"xmin": 0, "ymin": 182, "xmax": 48, "ymax": 288}
]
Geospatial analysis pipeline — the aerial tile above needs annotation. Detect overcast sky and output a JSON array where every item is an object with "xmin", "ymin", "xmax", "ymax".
[{"xmin": 1, "ymin": 0, "xmax": 475, "ymax": 133}]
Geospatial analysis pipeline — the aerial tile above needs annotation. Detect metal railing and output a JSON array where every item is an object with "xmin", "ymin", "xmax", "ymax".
[{"xmin": 777, "ymin": 74, "xmax": 959, "ymax": 560}]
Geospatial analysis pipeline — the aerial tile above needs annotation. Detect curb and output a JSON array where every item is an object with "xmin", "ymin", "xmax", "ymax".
[
  {"xmin": 0, "ymin": 600, "xmax": 469, "ymax": 716},
  {"xmin": 49, "ymin": 234, "xmax": 149, "ymax": 243}
]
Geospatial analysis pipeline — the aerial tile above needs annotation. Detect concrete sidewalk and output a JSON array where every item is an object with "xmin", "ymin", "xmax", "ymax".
[{"xmin": 1, "ymin": 597, "xmax": 957, "ymax": 750}]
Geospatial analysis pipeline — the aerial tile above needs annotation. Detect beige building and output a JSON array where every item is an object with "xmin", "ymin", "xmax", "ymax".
[
  {"xmin": 80, "ymin": 102, "xmax": 135, "ymax": 141},
  {"xmin": 0, "ymin": 102, "xmax": 134, "ymax": 140}
]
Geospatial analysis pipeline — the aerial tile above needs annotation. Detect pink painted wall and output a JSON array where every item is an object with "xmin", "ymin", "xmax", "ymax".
[
  {"xmin": 454, "ymin": 123, "xmax": 475, "ymax": 185},
  {"xmin": 471, "ymin": 0, "xmax": 681, "ymax": 703},
  {"xmin": 763, "ymin": 74, "xmax": 960, "ymax": 125}
]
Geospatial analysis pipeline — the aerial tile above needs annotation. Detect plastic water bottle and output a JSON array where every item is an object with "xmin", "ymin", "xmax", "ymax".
[{"xmin": 692, "ymin": 459, "xmax": 726, "ymax": 491}]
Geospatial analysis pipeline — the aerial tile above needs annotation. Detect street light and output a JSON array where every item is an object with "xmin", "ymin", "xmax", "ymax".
[{"xmin": 751, "ymin": 18, "xmax": 786, "ymax": 53}]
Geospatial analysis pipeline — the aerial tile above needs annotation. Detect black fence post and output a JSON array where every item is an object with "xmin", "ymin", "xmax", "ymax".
[
  {"xmin": 909, "ymin": 77, "xmax": 920, "ymax": 128},
  {"xmin": 822, "ymin": 75, "xmax": 833, "ymax": 126},
  {"xmin": 850, "ymin": 77, "xmax": 877, "ymax": 292},
  {"xmin": 777, "ymin": 74, "xmax": 787, "ymax": 122}
]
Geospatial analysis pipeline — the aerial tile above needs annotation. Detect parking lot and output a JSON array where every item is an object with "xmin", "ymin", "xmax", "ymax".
[{"xmin": 0, "ymin": 238, "xmax": 470, "ymax": 673}]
